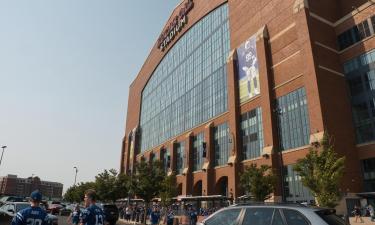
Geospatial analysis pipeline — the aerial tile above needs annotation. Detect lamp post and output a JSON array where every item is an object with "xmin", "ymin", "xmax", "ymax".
[
  {"xmin": 0, "ymin": 146, "xmax": 7, "ymax": 171},
  {"xmin": 73, "ymin": 166, "xmax": 78, "ymax": 186}
]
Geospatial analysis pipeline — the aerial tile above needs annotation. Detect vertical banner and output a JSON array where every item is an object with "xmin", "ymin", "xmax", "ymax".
[
  {"xmin": 237, "ymin": 35, "xmax": 260, "ymax": 103},
  {"xmin": 129, "ymin": 127, "xmax": 138, "ymax": 172}
]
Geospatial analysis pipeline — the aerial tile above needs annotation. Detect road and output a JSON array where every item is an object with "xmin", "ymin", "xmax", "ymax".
[{"xmin": 57, "ymin": 216, "xmax": 127, "ymax": 225}]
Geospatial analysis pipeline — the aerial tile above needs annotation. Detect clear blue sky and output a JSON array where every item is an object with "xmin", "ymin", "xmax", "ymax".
[{"xmin": 0, "ymin": 0, "xmax": 180, "ymax": 192}]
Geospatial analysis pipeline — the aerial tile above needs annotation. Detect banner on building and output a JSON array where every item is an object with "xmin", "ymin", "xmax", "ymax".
[
  {"xmin": 237, "ymin": 35, "xmax": 260, "ymax": 103},
  {"xmin": 129, "ymin": 127, "xmax": 138, "ymax": 172}
]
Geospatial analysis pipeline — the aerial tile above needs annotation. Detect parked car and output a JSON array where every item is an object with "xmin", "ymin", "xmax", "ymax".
[
  {"xmin": 58, "ymin": 206, "xmax": 72, "ymax": 216},
  {"xmin": 48, "ymin": 204, "xmax": 63, "ymax": 215},
  {"xmin": 197, "ymin": 203, "xmax": 348, "ymax": 225},
  {"xmin": 0, "ymin": 196, "xmax": 24, "ymax": 203},
  {"xmin": 99, "ymin": 204, "xmax": 119, "ymax": 225},
  {"xmin": 0, "ymin": 202, "xmax": 58, "ymax": 225}
]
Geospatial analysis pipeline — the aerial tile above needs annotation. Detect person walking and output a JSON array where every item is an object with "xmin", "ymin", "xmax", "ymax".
[
  {"xmin": 68, "ymin": 204, "xmax": 81, "ymax": 225},
  {"xmin": 80, "ymin": 189, "xmax": 106, "ymax": 225},
  {"xmin": 11, "ymin": 190, "xmax": 49, "ymax": 225},
  {"xmin": 150, "ymin": 207, "xmax": 160, "ymax": 225},
  {"xmin": 367, "ymin": 204, "xmax": 375, "ymax": 222},
  {"xmin": 354, "ymin": 205, "xmax": 364, "ymax": 223},
  {"xmin": 188, "ymin": 206, "xmax": 198, "ymax": 225},
  {"xmin": 165, "ymin": 208, "xmax": 175, "ymax": 225}
]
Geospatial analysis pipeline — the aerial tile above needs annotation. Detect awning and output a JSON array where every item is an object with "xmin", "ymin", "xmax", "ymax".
[{"xmin": 357, "ymin": 192, "xmax": 375, "ymax": 198}]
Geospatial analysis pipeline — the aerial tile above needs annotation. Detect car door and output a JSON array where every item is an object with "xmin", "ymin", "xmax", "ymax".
[
  {"xmin": 0, "ymin": 204, "xmax": 9, "ymax": 225},
  {"xmin": 204, "ymin": 208, "xmax": 243, "ymax": 225},
  {"xmin": 4, "ymin": 204, "xmax": 16, "ymax": 224}
]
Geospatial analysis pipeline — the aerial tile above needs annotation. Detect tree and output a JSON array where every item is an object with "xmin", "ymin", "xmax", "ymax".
[
  {"xmin": 240, "ymin": 163, "xmax": 276, "ymax": 202},
  {"xmin": 160, "ymin": 172, "xmax": 177, "ymax": 207},
  {"xmin": 63, "ymin": 181, "xmax": 96, "ymax": 203},
  {"xmin": 95, "ymin": 169, "xmax": 129, "ymax": 202},
  {"xmin": 130, "ymin": 160, "xmax": 165, "ymax": 224},
  {"xmin": 293, "ymin": 133, "xmax": 345, "ymax": 208}
]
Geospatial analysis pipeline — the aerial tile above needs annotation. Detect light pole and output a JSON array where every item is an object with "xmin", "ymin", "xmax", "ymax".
[
  {"xmin": 0, "ymin": 146, "xmax": 7, "ymax": 170},
  {"xmin": 73, "ymin": 166, "xmax": 78, "ymax": 186}
]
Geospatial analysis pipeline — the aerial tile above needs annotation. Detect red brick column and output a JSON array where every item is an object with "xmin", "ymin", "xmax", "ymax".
[
  {"xmin": 255, "ymin": 26, "xmax": 283, "ymax": 201},
  {"xmin": 226, "ymin": 49, "xmax": 241, "ymax": 199}
]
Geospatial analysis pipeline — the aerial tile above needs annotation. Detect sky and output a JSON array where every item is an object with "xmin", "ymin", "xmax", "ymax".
[{"xmin": 0, "ymin": 0, "xmax": 181, "ymax": 192}]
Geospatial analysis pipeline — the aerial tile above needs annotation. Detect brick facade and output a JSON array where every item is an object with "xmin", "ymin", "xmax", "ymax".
[
  {"xmin": 0, "ymin": 175, "xmax": 63, "ymax": 200},
  {"xmin": 121, "ymin": 0, "xmax": 375, "ymax": 214}
]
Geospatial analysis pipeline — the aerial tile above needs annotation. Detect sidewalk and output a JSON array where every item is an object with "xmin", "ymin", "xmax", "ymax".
[{"xmin": 350, "ymin": 217, "xmax": 375, "ymax": 224}]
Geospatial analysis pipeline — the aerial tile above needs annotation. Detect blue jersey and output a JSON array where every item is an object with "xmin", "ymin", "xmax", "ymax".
[
  {"xmin": 11, "ymin": 206, "xmax": 49, "ymax": 225},
  {"xmin": 150, "ymin": 211, "xmax": 160, "ymax": 224},
  {"xmin": 80, "ymin": 204, "xmax": 105, "ymax": 225},
  {"xmin": 71, "ymin": 210, "xmax": 81, "ymax": 224}
]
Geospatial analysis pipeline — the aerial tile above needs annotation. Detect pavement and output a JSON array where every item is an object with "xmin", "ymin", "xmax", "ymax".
[{"xmin": 350, "ymin": 216, "xmax": 375, "ymax": 224}]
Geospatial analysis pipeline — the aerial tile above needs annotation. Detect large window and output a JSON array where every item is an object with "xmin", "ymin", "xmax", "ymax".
[
  {"xmin": 362, "ymin": 158, "xmax": 375, "ymax": 191},
  {"xmin": 193, "ymin": 133, "xmax": 204, "ymax": 171},
  {"xmin": 338, "ymin": 18, "xmax": 373, "ymax": 50},
  {"xmin": 240, "ymin": 108, "xmax": 264, "ymax": 160},
  {"xmin": 283, "ymin": 165, "xmax": 314, "ymax": 203},
  {"xmin": 276, "ymin": 88, "xmax": 310, "ymax": 151},
  {"xmin": 162, "ymin": 148, "xmax": 170, "ymax": 173},
  {"xmin": 176, "ymin": 142, "xmax": 185, "ymax": 175},
  {"xmin": 344, "ymin": 50, "xmax": 375, "ymax": 144},
  {"xmin": 214, "ymin": 123, "xmax": 229, "ymax": 166},
  {"xmin": 139, "ymin": 4, "xmax": 230, "ymax": 152}
]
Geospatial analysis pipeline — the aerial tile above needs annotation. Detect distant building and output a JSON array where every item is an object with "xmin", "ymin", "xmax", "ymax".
[{"xmin": 0, "ymin": 174, "xmax": 63, "ymax": 200}]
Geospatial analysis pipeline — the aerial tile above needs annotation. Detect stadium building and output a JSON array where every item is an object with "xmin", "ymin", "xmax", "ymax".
[{"xmin": 121, "ymin": 0, "xmax": 375, "ymax": 213}]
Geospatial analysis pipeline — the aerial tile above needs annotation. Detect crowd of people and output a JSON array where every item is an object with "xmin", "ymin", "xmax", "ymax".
[
  {"xmin": 11, "ymin": 189, "xmax": 104, "ymax": 225},
  {"xmin": 118, "ymin": 203, "xmax": 222, "ymax": 225}
]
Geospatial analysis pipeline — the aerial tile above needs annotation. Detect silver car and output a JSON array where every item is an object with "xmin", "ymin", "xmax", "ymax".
[{"xmin": 198, "ymin": 203, "xmax": 348, "ymax": 225}]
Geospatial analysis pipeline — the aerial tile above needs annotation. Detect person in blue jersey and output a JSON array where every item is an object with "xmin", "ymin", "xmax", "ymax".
[
  {"xmin": 68, "ymin": 204, "xmax": 81, "ymax": 225},
  {"xmin": 11, "ymin": 190, "xmax": 49, "ymax": 225},
  {"xmin": 149, "ymin": 206, "xmax": 160, "ymax": 225},
  {"xmin": 80, "ymin": 189, "xmax": 106, "ymax": 225}
]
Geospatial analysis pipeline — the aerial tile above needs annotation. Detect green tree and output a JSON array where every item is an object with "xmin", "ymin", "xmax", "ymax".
[
  {"xmin": 95, "ymin": 169, "xmax": 129, "ymax": 202},
  {"xmin": 240, "ymin": 163, "xmax": 276, "ymax": 202},
  {"xmin": 293, "ymin": 133, "xmax": 345, "ymax": 208},
  {"xmin": 160, "ymin": 172, "xmax": 177, "ymax": 206},
  {"xmin": 131, "ymin": 160, "xmax": 165, "ymax": 224},
  {"xmin": 64, "ymin": 181, "xmax": 96, "ymax": 203}
]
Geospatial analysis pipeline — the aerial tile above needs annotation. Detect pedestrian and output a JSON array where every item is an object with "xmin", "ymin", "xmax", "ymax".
[
  {"xmin": 165, "ymin": 208, "xmax": 175, "ymax": 225},
  {"xmin": 354, "ymin": 205, "xmax": 364, "ymax": 223},
  {"xmin": 80, "ymin": 189, "xmax": 106, "ymax": 225},
  {"xmin": 188, "ymin": 206, "xmax": 198, "ymax": 225},
  {"xmin": 368, "ymin": 204, "xmax": 375, "ymax": 222},
  {"xmin": 125, "ymin": 205, "xmax": 132, "ymax": 221},
  {"xmin": 11, "ymin": 190, "xmax": 49, "ymax": 225},
  {"xmin": 150, "ymin": 206, "xmax": 160, "ymax": 225},
  {"xmin": 68, "ymin": 204, "xmax": 81, "ymax": 225}
]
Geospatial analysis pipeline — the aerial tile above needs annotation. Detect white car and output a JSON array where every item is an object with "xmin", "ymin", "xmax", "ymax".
[{"xmin": 198, "ymin": 203, "xmax": 348, "ymax": 225}]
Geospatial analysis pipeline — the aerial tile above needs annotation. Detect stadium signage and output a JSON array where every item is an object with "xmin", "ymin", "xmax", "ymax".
[{"xmin": 157, "ymin": 0, "xmax": 194, "ymax": 51}]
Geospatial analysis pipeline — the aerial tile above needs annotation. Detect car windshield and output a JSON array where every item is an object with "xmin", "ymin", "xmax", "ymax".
[
  {"xmin": 16, "ymin": 204, "xmax": 30, "ymax": 212},
  {"xmin": 316, "ymin": 209, "xmax": 346, "ymax": 225}
]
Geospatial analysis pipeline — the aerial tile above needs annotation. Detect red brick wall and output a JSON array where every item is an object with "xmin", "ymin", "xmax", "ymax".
[{"xmin": 122, "ymin": 0, "xmax": 375, "ymax": 199}]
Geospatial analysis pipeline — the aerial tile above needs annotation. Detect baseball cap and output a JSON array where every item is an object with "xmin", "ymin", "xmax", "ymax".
[{"xmin": 30, "ymin": 190, "xmax": 42, "ymax": 201}]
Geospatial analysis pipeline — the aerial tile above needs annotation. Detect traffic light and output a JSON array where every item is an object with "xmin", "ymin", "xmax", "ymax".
[{"xmin": 202, "ymin": 142, "xmax": 207, "ymax": 158}]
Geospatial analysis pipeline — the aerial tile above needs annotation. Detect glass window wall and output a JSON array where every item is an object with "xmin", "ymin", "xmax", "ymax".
[{"xmin": 140, "ymin": 4, "xmax": 230, "ymax": 153}]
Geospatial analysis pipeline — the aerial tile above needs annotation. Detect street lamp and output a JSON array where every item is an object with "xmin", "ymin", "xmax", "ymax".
[
  {"xmin": 73, "ymin": 166, "xmax": 78, "ymax": 186},
  {"xmin": 0, "ymin": 146, "xmax": 7, "ymax": 171}
]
